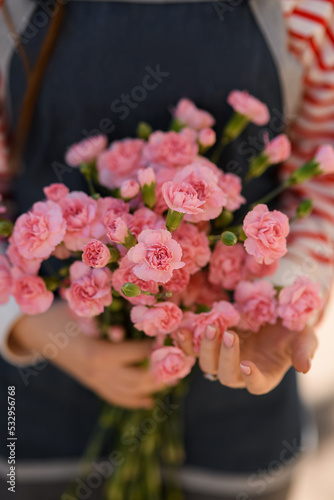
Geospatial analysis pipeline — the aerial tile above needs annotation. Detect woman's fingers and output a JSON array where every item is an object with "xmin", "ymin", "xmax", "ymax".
[
  {"xmin": 218, "ymin": 331, "xmax": 245, "ymax": 388},
  {"xmin": 239, "ymin": 360, "xmax": 285, "ymax": 395},
  {"xmin": 119, "ymin": 367, "xmax": 165, "ymax": 395},
  {"xmin": 291, "ymin": 325, "xmax": 318, "ymax": 374},
  {"xmin": 177, "ymin": 328, "xmax": 196, "ymax": 357},
  {"xmin": 113, "ymin": 340, "xmax": 154, "ymax": 364},
  {"xmin": 199, "ymin": 326, "xmax": 220, "ymax": 374},
  {"xmin": 104, "ymin": 385, "xmax": 154, "ymax": 409}
]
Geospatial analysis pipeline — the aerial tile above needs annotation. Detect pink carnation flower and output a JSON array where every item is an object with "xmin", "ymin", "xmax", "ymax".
[
  {"xmin": 218, "ymin": 173, "xmax": 245, "ymax": 212},
  {"xmin": 209, "ymin": 242, "xmax": 246, "ymax": 290},
  {"xmin": 127, "ymin": 229, "xmax": 184, "ymax": 283},
  {"xmin": 13, "ymin": 274, "xmax": 54, "ymax": 315},
  {"xmin": 174, "ymin": 163, "xmax": 226, "ymax": 222},
  {"xmin": 227, "ymin": 90, "xmax": 270, "ymax": 125},
  {"xmin": 151, "ymin": 346, "xmax": 195, "ymax": 384},
  {"xmin": 178, "ymin": 271, "xmax": 229, "ymax": 308},
  {"xmin": 198, "ymin": 128, "xmax": 216, "ymax": 147},
  {"xmin": 234, "ymin": 280, "xmax": 278, "ymax": 332},
  {"xmin": 0, "ymin": 255, "xmax": 13, "ymax": 304},
  {"xmin": 7, "ymin": 241, "xmax": 42, "ymax": 275},
  {"xmin": 243, "ymin": 204, "xmax": 290, "ymax": 265},
  {"xmin": 173, "ymin": 98, "xmax": 215, "ymax": 130},
  {"xmin": 181, "ymin": 301, "xmax": 240, "ymax": 353},
  {"xmin": 162, "ymin": 181, "xmax": 205, "ymax": 215},
  {"xmin": 127, "ymin": 207, "xmax": 165, "ymax": 238},
  {"xmin": 131, "ymin": 301, "xmax": 183, "ymax": 337},
  {"xmin": 314, "ymin": 145, "xmax": 334, "ymax": 174},
  {"xmin": 65, "ymin": 261, "xmax": 112, "ymax": 317},
  {"xmin": 12, "ymin": 200, "xmax": 66, "ymax": 260},
  {"xmin": 278, "ymin": 276, "xmax": 323, "ymax": 331},
  {"xmin": 154, "ymin": 167, "xmax": 177, "ymax": 214},
  {"xmin": 52, "ymin": 244, "xmax": 72, "ymax": 260},
  {"xmin": 163, "ymin": 267, "xmax": 190, "ymax": 294},
  {"xmin": 120, "ymin": 179, "xmax": 140, "ymax": 200},
  {"xmin": 97, "ymin": 139, "xmax": 145, "ymax": 188},
  {"xmin": 138, "ymin": 167, "xmax": 156, "ymax": 187},
  {"xmin": 112, "ymin": 255, "xmax": 158, "ymax": 305},
  {"xmin": 106, "ymin": 217, "xmax": 129, "ymax": 244},
  {"xmin": 142, "ymin": 131, "xmax": 198, "ymax": 169},
  {"xmin": 245, "ymin": 254, "xmax": 279, "ymax": 279},
  {"xmin": 60, "ymin": 192, "xmax": 97, "ymax": 251},
  {"xmin": 180, "ymin": 127, "xmax": 198, "ymax": 142},
  {"xmin": 90, "ymin": 197, "xmax": 129, "ymax": 241},
  {"xmin": 173, "ymin": 223, "xmax": 211, "ymax": 275},
  {"xmin": 43, "ymin": 183, "xmax": 69, "ymax": 202},
  {"xmin": 264, "ymin": 134, "xmax": 291, "ymax": 164},
  {"xmin": 82, "ymin": 239, "xmax": 111, "ymax": 268},
  {"xmin": 65, "ymin": 135, "xmax": 108, "ymax": 167}
]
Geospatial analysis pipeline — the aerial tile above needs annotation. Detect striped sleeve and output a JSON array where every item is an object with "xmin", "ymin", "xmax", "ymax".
[{"xmin": 276, "ymin": 0, "xmax": 334, "ymax": 304}]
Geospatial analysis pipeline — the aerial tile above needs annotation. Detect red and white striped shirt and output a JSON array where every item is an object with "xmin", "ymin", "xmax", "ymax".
[{"xmin": 278, "ymin": 0, "xmax": 334, "ymax": 304}]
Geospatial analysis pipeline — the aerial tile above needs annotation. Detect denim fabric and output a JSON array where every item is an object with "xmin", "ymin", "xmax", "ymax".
[{"xmin": 0, "ymin": 0, "xmax": 302, "ymax": 476}]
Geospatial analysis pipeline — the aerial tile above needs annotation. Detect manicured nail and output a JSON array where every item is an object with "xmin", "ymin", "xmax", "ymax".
[
  {"xmin": 223, "ymin": 331, "xmax": 235, "ymax": 348},
  {"xmin": 303, "ymin": 358, "xmax": 312, "ymax": 374},
  {"xmin": 240, "ymin": 362, "xmax": 252, "ymax": 376},
  {"xmin": 205, "ymin": 325, "xmax": 217, "ymax": 340},
  {"xmin": 177, "ymin": 330, "xmax": 186, "ymax": 342}
]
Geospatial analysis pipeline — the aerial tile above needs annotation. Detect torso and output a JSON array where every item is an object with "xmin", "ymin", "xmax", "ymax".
[{"xmin": 1, "ymin": 0, "xmax": 302, "ymax": 473}]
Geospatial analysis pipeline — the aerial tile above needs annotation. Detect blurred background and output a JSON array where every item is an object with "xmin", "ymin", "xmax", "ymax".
[{"xmin": 288, "ymin": 291, "xmax": 334, "ymax": 500}]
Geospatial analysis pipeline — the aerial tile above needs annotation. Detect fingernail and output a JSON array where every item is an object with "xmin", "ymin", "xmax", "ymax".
[
  {"xmin": 303, "ymin": 358, "xmax": 312, "ymax": 374},
  {"xmin": 205, "ymin": 325, "xmax": 217, "ymax": 340},
  {"xmin": 240, "ymin": 363, "xmax": 252, "ymax": 376},
  {"xmin": 223, "ymin": 331, "xmax": 234, "ymax": 348},
  {"xmin": 177, "ymin": 331, "xmax": 185, "ymax": 342}
]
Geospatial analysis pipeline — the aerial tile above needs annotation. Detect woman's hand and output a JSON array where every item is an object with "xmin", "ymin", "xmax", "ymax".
[
  {"xmin": 9, "ymin": 301, "xmax": 164, "ymax": 409},
  {"xmin": 177, "ymin": 322, "xmax": 318, "ymax": 395}
]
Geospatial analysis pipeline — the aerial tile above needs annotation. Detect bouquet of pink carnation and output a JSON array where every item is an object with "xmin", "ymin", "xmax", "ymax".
[{"xmin": 0, "ymin": 91, "xmax": 330, "ymax": 499}]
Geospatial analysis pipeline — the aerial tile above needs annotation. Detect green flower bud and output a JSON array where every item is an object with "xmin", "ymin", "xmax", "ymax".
[
  {"xmin": 137, "ymin": 121, "xmax": 153, "ymax": 140},
  {"xmin": 222, "ymin": 112, "xmax": 249, "ymax": 145},
  {"xmin": 296, "ymin": 199, "xmax": 313, "ymax": 219},
  {"xmin": 108, "ymin": 246, "xmax": 121, "ymax": 263},
  {"xmin": 121, "ymin": 283, "xmax": 142, "ymax": 297},
  {"xmin": 214, "ymin": 209, "xmax": 234, "ymax": 228},
  {"xmin": 170, "ymin": 119, "xmax": 184, "ymax": 132},
  {"xmin": 246, "ymin": 153, "xmax": 270, "ymax": 181},
  {"xmin": 221, "ymin": 231, "xmax": 238, "ymax": 246},
  {"xmin": 109, "ymin": 298, "xmax": 124, "ymax": 312},
  {"xmin": 289, "ymin": 160, "xmax": 321, "ymax": 185},
  {"xmin": 166, "ymin": 209, "xmax": 184, "ymax": 232},
  {"xmin": 43, "ymin": 276, "xmax": 59, "ymax": 292},
  {"xmin": 79, "ymin": 162, "xmax": 93, "ymax": 176},
  {"xmin": 123, "ymin": 231, "xmax": 137, "ymax": 250},
  {"xmin": 0, "ymin": 219, "xmax": 13, "ymax": 238}
]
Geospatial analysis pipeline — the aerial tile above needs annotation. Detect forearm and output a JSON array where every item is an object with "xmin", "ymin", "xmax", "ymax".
[{"xmin": 10, "ymin": 301, "xmax": 90, "ymax": 379}]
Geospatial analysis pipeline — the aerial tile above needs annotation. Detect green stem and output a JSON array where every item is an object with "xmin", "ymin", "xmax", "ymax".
[
  {"xmin": 62, "ymin": 403, "xmax": 116, "ymax": 499},
  {"xmin": 211, "ymin": 113, "xmax": 249, "ymax": 164},
  {"xmin": 250, "ymin": 180, "xmax": 290, "ymax": 209},
  {"xmin": 87, "ymin": 176, "xmax": 96, "ymax": 196},
  {"xmin": 210, "ymin": 136, "xmax": 229, "ymax": 164}
]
